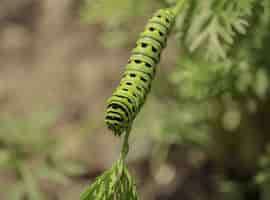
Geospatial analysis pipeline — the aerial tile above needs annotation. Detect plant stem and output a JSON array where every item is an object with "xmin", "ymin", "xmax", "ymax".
[
  {"xmin": 172, "ymin": 0, "xmax": 188, "ymax": 15},
  {"xmin": 120, "ymin": 125, "xmax": 132, "ymax": 161}
]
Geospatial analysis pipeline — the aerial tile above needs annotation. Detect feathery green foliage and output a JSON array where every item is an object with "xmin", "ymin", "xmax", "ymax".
[
  {"xmin": 176, "ymin": 0, "xmax": 255, "ymax": 61},
  {"xmin": 80, "ymin": 158, "xmax": 138, "ymax": 200},
  {"xmin": 81, "ymin": 125, "xmax": 139, "ymax": 200}
]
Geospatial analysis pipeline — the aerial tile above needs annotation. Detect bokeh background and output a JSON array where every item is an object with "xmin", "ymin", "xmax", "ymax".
[{"xmin": 0, "ymin": 0, "xmax": 270, "ymax": 200}]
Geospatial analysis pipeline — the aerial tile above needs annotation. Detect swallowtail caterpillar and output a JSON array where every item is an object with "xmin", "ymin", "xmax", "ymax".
[{"xmin": 105, "ymin": 2, "xmax": 186, "ymax": 136}]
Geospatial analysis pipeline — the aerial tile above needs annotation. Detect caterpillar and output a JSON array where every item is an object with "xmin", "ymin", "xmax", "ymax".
[{"xmin": 105, "ymin": 8, "xmax": 177, "ymax": 136}]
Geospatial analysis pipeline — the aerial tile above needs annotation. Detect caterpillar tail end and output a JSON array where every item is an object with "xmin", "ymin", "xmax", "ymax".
[{"xmin": 105, "ymin": 119, "xmax": 124, "ymax": 136}]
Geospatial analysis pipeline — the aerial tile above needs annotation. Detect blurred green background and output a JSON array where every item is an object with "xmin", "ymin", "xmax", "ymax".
[{"xmin": 0, "ymin": 0, "xmax": 270, "ymax": 199}]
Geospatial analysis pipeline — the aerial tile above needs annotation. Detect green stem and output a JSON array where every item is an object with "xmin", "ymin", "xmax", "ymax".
[
  {"xmin": 172, "ymin": 0, "xmax": 188, "ymax": 15},
  {"xmin": 120, "ymin": 125, "xmax": 132, "ymax": 161}
]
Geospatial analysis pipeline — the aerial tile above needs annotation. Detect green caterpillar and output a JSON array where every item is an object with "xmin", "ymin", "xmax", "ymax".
[{"xmin": 105, "ymin": 8, "xmax": 178, "ymax": 136}]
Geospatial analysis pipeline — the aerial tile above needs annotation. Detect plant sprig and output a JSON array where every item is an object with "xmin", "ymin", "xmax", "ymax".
[
  {"xmin": 80, "ymin": 158, "xmax": 138, "ymax": 200},
  {"xmin": 80, "ymin": 126, "xmax": 138, "ymax": 200}
]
